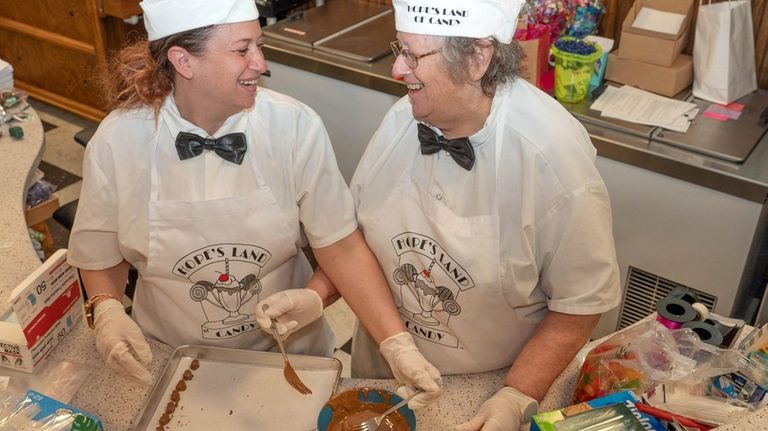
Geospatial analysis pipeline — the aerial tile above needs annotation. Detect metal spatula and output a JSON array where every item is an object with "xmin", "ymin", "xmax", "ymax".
[{"xmin": 263, "ymin": 304, "xmax": 312, "ymax": 395}]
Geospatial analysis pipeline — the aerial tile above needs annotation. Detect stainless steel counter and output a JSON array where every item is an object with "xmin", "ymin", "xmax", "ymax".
[
  {"xmin": 263, "ymin": 39, "xmax": 768, "ymax": 204},
  {"xmin": 264, "ymin": 38, "xmax": 405, "ymax": 98},
  {"xmin": 584, "ymin": 121, "xmax": 768, "ymax": 203}
]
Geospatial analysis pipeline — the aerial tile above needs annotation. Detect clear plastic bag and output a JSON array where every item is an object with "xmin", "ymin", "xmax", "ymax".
[
  {"xmin": 632, "ymin": 321, "xmax": 742, "ymax": 383},
  {"xmin": 646, "ymin": 382, "xmax": 753, "ymax": 426},
  {"xmin": 0, "ymin": 383, "xmax": 103, "ymax": 430},
  {"xmin": 0, "ymin": 388, "xmax": 80, "ymax": 430},
  {"xmin": 0, "ymin": 390, "xmax": 41, "ymax": 429},
  {"xmin": 572, "ymin": 321, "xmax": 742, "ymax": 403},
  {"xmin": 2, "ymin": 359, "xmax": 91, "ymax": 404},
  {"xmin": 25, "ymin": 179, "xmax": 56, "ymax": 208}
]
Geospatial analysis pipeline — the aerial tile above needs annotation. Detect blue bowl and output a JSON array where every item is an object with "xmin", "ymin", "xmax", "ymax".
[{"xmin": 317, "ymin": 387, "xmax": 416, "ymax": 431}]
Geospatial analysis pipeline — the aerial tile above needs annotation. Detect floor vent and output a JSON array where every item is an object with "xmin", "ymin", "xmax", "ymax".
[{"xmin": 617, "ymin": 267, "xmax": 718, "ymax": 330}]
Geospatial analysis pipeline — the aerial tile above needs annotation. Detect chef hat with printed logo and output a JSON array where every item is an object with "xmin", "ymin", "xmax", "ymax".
[
  {"xmin": 140, "ymin": 0, "xmax": 260, "ymax": 41},
  {"xmin": 393, "ymin": 0, "xmax": 525, "ymax": 44}
]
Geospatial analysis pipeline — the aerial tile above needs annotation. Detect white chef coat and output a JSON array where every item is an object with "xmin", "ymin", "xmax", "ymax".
[
  {"xmin": 68, "ymin": 89, "xmax": 356, "ymax": 355},
  {"xmin": 350, "ymin": 79, "xmax": 621, "ymax": 376}
]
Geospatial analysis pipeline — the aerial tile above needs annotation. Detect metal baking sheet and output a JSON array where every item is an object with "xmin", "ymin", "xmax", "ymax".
[
  {"xmin": 262, "ymin": 0, "xmax": 389, "ymax": 48},
  {"xmin": 315, "ymin": 9, "xmax": 395, "ymax": 62},
  {"xmin": 133, "ymin": 345, "xmax": 342, "ymax": 431}
]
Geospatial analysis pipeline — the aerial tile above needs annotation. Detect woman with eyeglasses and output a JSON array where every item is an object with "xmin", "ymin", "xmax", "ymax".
[
  {"xmin": 351, "ymin": 1, "xmax": 621, "ymax": 429},
  {"xmin": 67, "ymin": 0, "xmax": 442, "ymax": 405}
]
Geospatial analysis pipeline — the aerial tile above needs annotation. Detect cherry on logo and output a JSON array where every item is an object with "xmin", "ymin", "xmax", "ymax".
[{"xmin": 218, "ymin": 274, "xmax": 229, "ymax": 282}]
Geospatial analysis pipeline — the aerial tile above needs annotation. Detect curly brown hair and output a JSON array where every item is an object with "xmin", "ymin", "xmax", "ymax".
[{"xmin": 104, "ymin": 26, "xmax": 216, "ymax": 118}]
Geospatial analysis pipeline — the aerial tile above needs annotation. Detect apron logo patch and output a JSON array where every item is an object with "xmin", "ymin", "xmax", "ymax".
[
  {"xmin": 390, "ymin": 232, "xmax": 474, "ymax": 348},
  {"xmin": 173, "ymin": 244, "xmax": 271, "ymax": 340}
]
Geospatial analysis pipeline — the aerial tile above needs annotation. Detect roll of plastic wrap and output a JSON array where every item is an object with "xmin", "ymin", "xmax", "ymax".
[
  {"xmin": 682, "ymin": 320, "xmax": 724, "ymax": 346},
  {"xmin": 656, "ymin": 296, "xmax": 697, "ymax": 329}
]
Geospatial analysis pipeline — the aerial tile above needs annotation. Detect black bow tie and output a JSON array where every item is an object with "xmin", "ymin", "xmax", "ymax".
[
  {"xmin": 175, "ymin": 131, "xmax": 247, "ymax": 165},
  {"xmin": 417, "ymin": 123, "xmax": 475, "ymax": 171}
]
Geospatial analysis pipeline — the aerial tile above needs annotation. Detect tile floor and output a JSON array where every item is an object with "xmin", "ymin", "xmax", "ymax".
[{"xmin": 31, "ymin": 98, "xmax": 355, "ymax": 377}]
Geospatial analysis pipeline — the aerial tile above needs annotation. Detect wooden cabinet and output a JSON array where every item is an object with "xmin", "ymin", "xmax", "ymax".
[{"xmin": 0, "ymin": 0, "xmax": 144, "ymax": 121}]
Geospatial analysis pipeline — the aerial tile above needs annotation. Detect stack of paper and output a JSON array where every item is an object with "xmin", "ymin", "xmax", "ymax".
[
  {"xmin": 591, "ymin": 85, "xmax": 698, "ymax": 133},
  {"xmin": 0, "ymin": 58, "xmax": 13, "ymax": 90}
]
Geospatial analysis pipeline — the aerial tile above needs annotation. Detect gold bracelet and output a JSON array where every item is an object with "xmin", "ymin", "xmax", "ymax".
[{"xmin": 83, "ymin": 294, "xmax": 118, "ymax": 330}]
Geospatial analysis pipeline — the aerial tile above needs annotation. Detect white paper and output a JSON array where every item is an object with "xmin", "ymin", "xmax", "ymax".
[
  {"xmin": 585, "ymin": 35, "xmax": 614, "ymax": 54},
  {"xmin": 632, "ymin": 7, "xmax": 685, "ymax": 35},
  {"xmin": 0, "ymin": 58, "xmax": 12, "ymax": 90},
  {"xmin": 592, "ymin": 85, "xmax": 698, "ymax": 133}
]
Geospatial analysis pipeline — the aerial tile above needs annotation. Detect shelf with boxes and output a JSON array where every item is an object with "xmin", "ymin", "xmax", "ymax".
[{"xmin": 606, "ymin": 0, "xmax": 695, "ymax": 97}]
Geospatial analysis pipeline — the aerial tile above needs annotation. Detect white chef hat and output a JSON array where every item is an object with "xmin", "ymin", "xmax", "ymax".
[
  {"xmin": 393, "ymin": 0, "xmax": 524, "ymax": 44},
  {"xmin": 140, "ymin": 0, "xmax": 260, "ymax": 41}
]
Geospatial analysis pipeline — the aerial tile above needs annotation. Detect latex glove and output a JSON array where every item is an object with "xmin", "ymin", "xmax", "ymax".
[
  {"xmin": 255, "ymin": 289, "xmax": 323, "ymax": 337},
  {"xmin": 93, "ymin": 298, "xmax": 153, "ymax": 385},
  {"xmin": 455, "ymin": 386, "xmax": 538, "ymax": 431},
  {"xmin": 379, "ymin": 332, "xmax": 442, "ymax": 410}
]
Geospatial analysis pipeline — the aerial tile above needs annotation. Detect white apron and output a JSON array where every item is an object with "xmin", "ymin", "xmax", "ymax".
[
  {"xmin": 353, "ymin": 120, "xmax": 547, "ymax": 377},
  {"xmin": 132, "ymin": 112, "xmax": 334, "ymax": 356}
]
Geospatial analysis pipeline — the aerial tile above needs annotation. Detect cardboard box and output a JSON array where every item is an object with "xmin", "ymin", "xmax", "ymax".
[
  {"xmin": 618, "ymin": 0, "xmax": 694, "ymax": 67},
  {"xmin": 605, "ymin": 52, "xmax": 692, "ymax": 97},
  {"xmin": 531, "ymin": 391, "xmax": 666, "ymax": 431},
  {"xmin": 25, "ymin": 195, "xmax": 60, "ymax": 226},
  {"xmin": 0, "ymin": 249, "xmax": 83, "ymax": 372},
  {"xmin": 519, "ymin": 39, "xmax": 543, "ymax": 88}
]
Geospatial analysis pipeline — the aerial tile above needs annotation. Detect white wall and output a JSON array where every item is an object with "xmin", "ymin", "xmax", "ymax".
[
  {"xmin": 260, "ymin": 62, "xmax": 400, "ymax": 183},
  {"xmin": 593, "ymin": 156, "xmax": 761, "ymax": 337}
]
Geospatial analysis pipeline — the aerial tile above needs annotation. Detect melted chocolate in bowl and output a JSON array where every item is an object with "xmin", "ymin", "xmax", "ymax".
[{"xmin": 325, "ymin": 388, "xmax": 410, "ymax": 431}]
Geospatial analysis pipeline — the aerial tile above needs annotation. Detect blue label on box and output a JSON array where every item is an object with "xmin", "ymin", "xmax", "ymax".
[
  {"xmin": 531, "ymin": 391, "xmax": 665, "ymax": 431},
  {"xmin": 711, "ymin": 372, "xmax": 767, "ymax": 405},
  {"xmin": 587, "ymin": 391, "xmax": 665, "ymax": 431},
  {"xmin": 25, "ymin": 390, "xmax": 103, "ymax": 431}
]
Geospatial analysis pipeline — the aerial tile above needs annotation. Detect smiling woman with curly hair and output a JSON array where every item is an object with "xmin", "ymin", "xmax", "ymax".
[{"xmin": 69, "ymin": 1, "xmax": 428, "ymax": 400}]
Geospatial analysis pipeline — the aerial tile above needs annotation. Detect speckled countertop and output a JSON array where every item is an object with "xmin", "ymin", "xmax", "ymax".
[
  {"xmin": 0, "ymin": 111, "xmax": 45, "ymax": 310},
  {"xmin": 42, "ymin": 322, "xmax": 768, "ymax": 430}
]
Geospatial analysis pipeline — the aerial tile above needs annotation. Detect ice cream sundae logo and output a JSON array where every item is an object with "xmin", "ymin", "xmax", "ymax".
[
  {"xmin": 390, "ymin": 232, "xmax": 474, "ymax": 348},
  {"xmin": 172, "ymin": 244, "xmax": 271, "ymax": 340}
]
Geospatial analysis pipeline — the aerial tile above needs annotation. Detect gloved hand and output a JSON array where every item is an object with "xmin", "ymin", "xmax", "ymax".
[
  {"xmin": 255, "ymin": 289, "xmax": 323, "ymax": 337},
  {"xmin": 379, "ymin": 332, "xmax": 442, "ymax": 410},
  {"xmin": 93, "ymin": 298, "xmax": 153, "ymax": 385},
  {"xmin": 455, "ymin": 386, "xmax": 538, "ymax": 431}
]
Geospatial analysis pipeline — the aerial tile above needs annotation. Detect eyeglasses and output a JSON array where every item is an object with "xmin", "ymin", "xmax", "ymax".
[{"xmin": 390, "ymin": 40, "xmax": 441, "ymax": 69}]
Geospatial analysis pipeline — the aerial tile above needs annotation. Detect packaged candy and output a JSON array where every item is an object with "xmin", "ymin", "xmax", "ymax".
[{"xmin": 572, "ymin": 320, "xmax": 742, "ymax": 404}]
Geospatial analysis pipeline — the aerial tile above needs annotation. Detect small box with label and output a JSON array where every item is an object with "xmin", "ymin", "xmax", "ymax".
[
  {"xmin": 531, "ymin": 391, "xmax": 666, "ymax": 431},
  {"xmin": 0, "ymin": 249, "xmax": 83, "ymax": 372}
]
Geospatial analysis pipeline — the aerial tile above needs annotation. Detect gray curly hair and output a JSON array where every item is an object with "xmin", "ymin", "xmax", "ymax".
[{"xmin": 439, "ymin": 36, "xmax": 524, "ymax": 97}]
